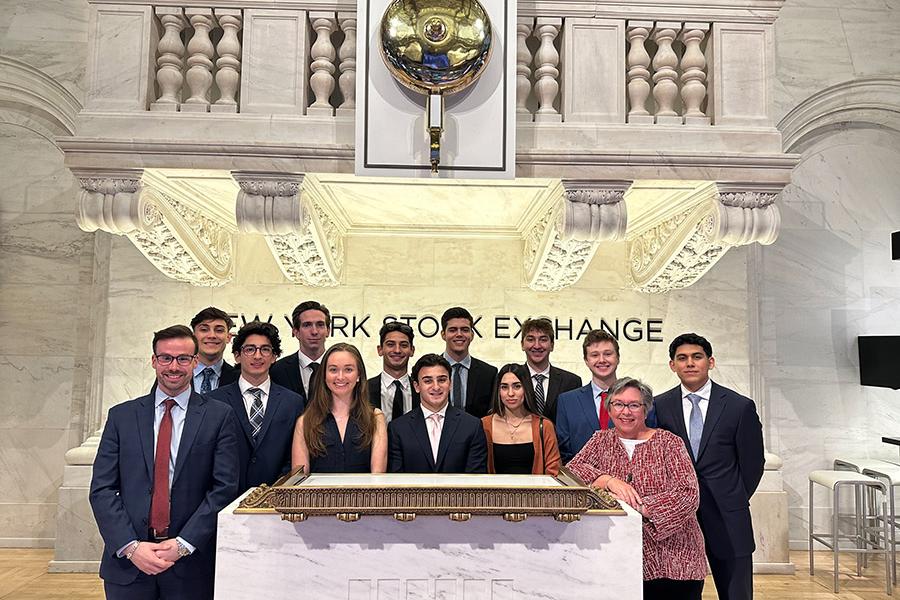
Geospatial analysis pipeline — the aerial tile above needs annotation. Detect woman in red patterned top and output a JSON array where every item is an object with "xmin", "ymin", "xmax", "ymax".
[{"xmin": 567, "ymin": 377, "xmax": 707, "ymax": 600}]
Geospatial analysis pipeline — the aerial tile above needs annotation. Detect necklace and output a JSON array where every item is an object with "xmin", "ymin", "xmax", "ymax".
[{"xmin": 503, "ymin": 414, "xmax": 528, "ymax": 441}]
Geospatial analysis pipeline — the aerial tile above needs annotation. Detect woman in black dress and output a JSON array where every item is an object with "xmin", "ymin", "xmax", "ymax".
[{"xmin": 292, "ymin": 343, "xmax": 387, "ymax": 473}]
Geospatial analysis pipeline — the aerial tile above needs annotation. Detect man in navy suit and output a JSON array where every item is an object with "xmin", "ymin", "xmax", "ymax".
[
  {"xmin": 556, "ymin": 330, "xmax": 622, "ymax": 462},
  {"xmin": 388, "ymin": 353, "xmax": 487, "ymax": 473},
  {"xmin": 653, "ymin": 333, "xmax": 765, "ymax": 600},
  {"xmin": 90, "ymin": 325, "xmax": 239, "ymax": 600},
  {"xmin": 440, "ymin": 306, "xmax": 497, "ymax": 418},
  {"xmin": 270, "ymin": 300, "xmax": 330, "ymax": 401},
  {"xmin": 368, "ymin": 321, "xmax": 420, "ymax": 425},
  {"xmin": 208, "ymin": 321, "xmax": 305, "ymax": 494},
  {"xmin": 519, "ymin": 317, "xmax": 582, "ymax": 424},
  {"xmin": 190, "ymin": 307, "xmax": 239, "ymax": 391}
]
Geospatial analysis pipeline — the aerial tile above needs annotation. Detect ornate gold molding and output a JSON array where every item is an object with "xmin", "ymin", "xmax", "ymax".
[{"xmin": 75, "ymin": 169, "xmax": 234, "ymax": 286}]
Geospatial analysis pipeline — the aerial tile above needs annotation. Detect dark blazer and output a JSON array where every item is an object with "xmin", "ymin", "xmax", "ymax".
[
  {"xmin": 367, "ymin": 374, "xmax": 420, "ymax": 414},
  {"xmin": 464, "ymin": 357, "xmax": 498, "ymax": 418},
  {"xmin": 207, "ymin": 381, "xmax": 305, "ymax": 493},
  {"xmin": 219, "ymin": 360, "xmax": 240, "ymax": 387},
  {"xmin": 653, "ymin": 381, "xmax": 765, "ymax": 559},
  {"xmin": 269, "ymin": 353, "xmax": 305, "ymax": 400},
  {"xmin": 387, "ymin": 405, "xmax": 488, "ymax": 473},
  {"xmin": 539, "ymin": 365, "xmax": 582, "ymax": 423},
  {"xmin": 89, "ymin": 391, "xmax": 239, "ymax": 587},
  {"xmin": 556, "ymin": 382, "xmax": 657, "ymax": 462}
]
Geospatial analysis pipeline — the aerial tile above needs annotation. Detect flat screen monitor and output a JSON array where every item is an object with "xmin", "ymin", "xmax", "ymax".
[{"xmin": 858, "ymin": 335, "xmax": 900, "ymax": 390}]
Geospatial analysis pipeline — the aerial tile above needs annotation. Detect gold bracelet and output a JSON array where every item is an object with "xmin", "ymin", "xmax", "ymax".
[{"xmin": 125, "ymin": 541, "xmax": 140, "ymax": 561}]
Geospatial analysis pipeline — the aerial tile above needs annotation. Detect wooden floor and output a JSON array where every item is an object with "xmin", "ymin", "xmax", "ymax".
[{"xmin": 0, "ymin": 549, "xmax": 894, "ymax": 599}]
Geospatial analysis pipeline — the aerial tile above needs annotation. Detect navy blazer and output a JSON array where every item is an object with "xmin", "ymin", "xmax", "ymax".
[
  {"xmin": 463, "ymin": 357, "xmax": 497, "ymax": 419},
  {"xmin": 538, "ymin": 365, "xmax": 582, "ymax": 424},
  {"xmin": 207, "ymin": 381, "xmax": 305, "ymax": 493},
  {"xmin": 367, "ymin": 374, "xmax": 420, "ymax": 414},
  {"xmin": 89, "ymin": 391, "xmax": 239, "ymax": 586},
  {"xmin": 269, "ymin": 353, "xmax": 305, "ymax": 400},
  {"xmin": 219, "ymin": 360, "xmax": 240, "ymax": 387},
  {"xmin": 556, "ymin": 382, "xmax": 657, "ymax": 462},
  {"xmin": 653, "ymin": 381, "xmax": 765, "ymax": 559},
  {"xmin": 387, "ymin": 405, "xmax": 488, "ymax": 473}
]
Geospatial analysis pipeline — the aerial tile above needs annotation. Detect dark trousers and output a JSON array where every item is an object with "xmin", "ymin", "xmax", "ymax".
[
  {"xmin": 643, "ymin": 578, "xmax": 704, "ymax": 600},
  {"xmin": 707, "ymin": 553, "xmax": 754, "ymax": 600},
  {"xmin": 103, "ymin": 569, "xmax": 213, "ymax": 600}
]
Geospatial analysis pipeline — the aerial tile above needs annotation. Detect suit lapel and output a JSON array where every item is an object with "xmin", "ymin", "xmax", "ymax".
[
  {"xmin": 255, "ymin": 386, "xmax": 281, "ymax": 444},
  {"xmin": 464, "ymin": 362, "xmax": 477, "ymax": 409},
  {"xmin": 137, "ymin": 394, "xmax": 156, "ymax": 481},
  {"xmin": 665, "ymin": 387, "xmax": 690, "ymax": 446},
  {"xmin": 435, "ymin": 408, "xmax": 462, "ymax": 470},
  {"xmin": 410, "ymin": 409, "xmax": 435, "ymax": 470},
  {"xmin": 225, "ymin": 386, "xmax": 255, "ymax": 444},
  {"xmin": 546, "ymin": 367, "xmax": 562, "ymax": 405},
  {"xmin": 173, "ymin": 392, "xmax": 206, "ymax": 485},
  {"xmin": 697, "ymin": 382, "xmax": 726, "ymax": 461},
  {"xmin": 577, "ymin": 385, "xmax": 597, "ymax": 425}
]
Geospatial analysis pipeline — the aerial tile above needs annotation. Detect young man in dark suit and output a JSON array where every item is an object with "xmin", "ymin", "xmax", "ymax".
[
  {"xmin": 270, "ymin": 301, "xmax": 330, "ymax": 402},
  {"xmin": 520, "ymin": 317, "xmax": 581, "ymax": 424},
  {"xmin": 190, "ymin": 307, "xmax": 239, "ymax": 392},
  {"xmin": 208, "ymin": 321, "xmax": 305, "ymax": 494},
  {"xmin": 387, "ymin": 354, "xmax": 487, "ymax": 473},
  {"xmin": 440, "ymin": 306, "xmax": 497, "ymax": 418},
  {"xmin": 90, "ymin": 325, "xmax": 239, "ymax": 600},
  {"xmin": 368, "ymin": 321, "xmax": 420, "ymax": 425},
  {"xmin": 653, "ymin": 333, "xmax": 765, "ymax": 600}
]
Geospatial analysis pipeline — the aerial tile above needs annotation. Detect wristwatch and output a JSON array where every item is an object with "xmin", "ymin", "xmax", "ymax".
[{"xmin": 176, "ymin": 539, "xmax": 191, "ymax": 558}]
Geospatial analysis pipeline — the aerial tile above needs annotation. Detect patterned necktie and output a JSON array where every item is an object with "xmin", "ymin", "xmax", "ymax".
[
  {"xmin": 427, "ymin": 413, "xmax": 443, "ymax": 461},
  {"xmin": 533, "ymin": 374, "xmax": 547, "ymax": 415},
  {"xmin": 199, "ymin": 367, "xmax": 215, "ymax": 394},
  {"xmin": 452, "ymin": 363, "xmax": 463, "ymax": 409},
  {"xmin": 307, "ymin": 362, "xmax": 319, "ymax": 399},
  {"xmin": 149, "ymin": 398, "xmax": 176, "ymax": 536},
  {"xmin": 248, "ymin": 388, "xmax": 264, "ymax": 438},
  {"xmin": 687, "ymin": 393, "xmax": 704, "ymax": 458},
  {"xmin": 392, "ymin": 380, "xmax": 404, "ymax": 421},
  {"xmin": 598, "ymin": 390, "xmax": 610, "ymax": 430}
]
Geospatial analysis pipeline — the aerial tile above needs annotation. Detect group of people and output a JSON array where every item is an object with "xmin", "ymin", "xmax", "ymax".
[{"xmin": 90, "ymin": 301, "xmax": 765, "ymax": 600}]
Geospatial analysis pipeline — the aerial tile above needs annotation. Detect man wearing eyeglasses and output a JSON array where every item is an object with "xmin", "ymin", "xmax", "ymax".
[
  {"xmin": 208, "ymin": 321, "xmax": 306, "ymax": 494},
  {"xmin": 270, "ymin": 300, "xmax": 331, "ymax": 402},
  {"xmin": 90, "ymin": 325, "xmax": 239, "ymax": 600}
]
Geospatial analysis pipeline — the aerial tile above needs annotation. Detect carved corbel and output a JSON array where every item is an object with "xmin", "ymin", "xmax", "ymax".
[
  {"xmin": 524, "ymin": 180, "xmax": 629, "ymax": 291},
  {"xmin": 75, "ymin": 169, "xmax": 234, "ymax": 286},
  {"xmin": 627, "ymin": 184, "xmax": 781, "ymax": 293},
  {"xmin": 233, "ymin": 172, "xmax": 344, "ymax": 287}
]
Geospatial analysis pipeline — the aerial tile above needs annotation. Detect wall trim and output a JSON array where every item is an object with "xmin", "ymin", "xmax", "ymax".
[{"xmin": 0, "ymin": 56, "xmax": 81, "ymax": 137}]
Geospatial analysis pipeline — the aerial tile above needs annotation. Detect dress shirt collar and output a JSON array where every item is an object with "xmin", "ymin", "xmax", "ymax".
[
  {"xmin": 590, "ymin": 380, "xmax": 609, "ymax": 399},
  {"xmin": 527, "ymin": 363, "xmax": 551, "ymax": 378},
  {"xmin": 380, "ymin": 371, "xmax": 410, "ymax": 391},
  {"xmin": 154, "ymin": 386, "xmax": 191, "ymax": 410},
  {"xmin": 421, "ymin": 402, "xmax": 449, "ymax": 420},
  {"xmin": 681, "ymin": 378, "xmax": 712, "ymax": 401},
  {"xmin": 297, "ymin": 350, "xmax": 323, "ymax": 369},
  {"xmin": 193, "ymin": 358, "xmax": 223, "ymax": 377},
  {"xmin": 239, "ymin": 376, "xmax": 271, "ymax": 397},
  {"xmin": 442, "ymin": 352, "xmax": 471, "ymax": 369}
]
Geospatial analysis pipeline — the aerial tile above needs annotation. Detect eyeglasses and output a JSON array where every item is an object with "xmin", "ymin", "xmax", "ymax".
[
  {"xmin": 610, "ymin": 401, "xmax": 643, "ymax": 412},
  {"xmin": 155, "ymin": 354, "xmax": 196, "ymax": 366},
  {"xmin": 241, "ymin": 345, "xmax": 274, "ymax": 356}
]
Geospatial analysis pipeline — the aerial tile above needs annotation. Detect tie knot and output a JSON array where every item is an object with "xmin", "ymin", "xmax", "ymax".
[
  {"xmin": 164, "ymin": 398, "xmax": 176, "ymax": 411},
  {"xmin": 428, "ymin": 413, "xmax": 443, "ymax": 424},
  {"xmin": 248, "ymin": 387, "xmax": 263, "ymax": 400},
  {"xmin": 202, "ymin": 367, "xmax": 215, "ymax": 376},
  {"xmin": 534, "ymin": 373, "xmax": 546, "ymax": 383},
  {"xmin": 309, "ymin": 362, "xmax": 319, "ymax": 373},
  {"xmin": 687, "ymin": 393, "xmax": 703, "ymax": 406},
  {"xmin": 393, "ymin": 380, "xmax": 403, "ymax": 390}
]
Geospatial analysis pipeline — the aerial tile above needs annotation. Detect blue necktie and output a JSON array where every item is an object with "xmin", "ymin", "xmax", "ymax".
[
  {"xmin": 200, "ymin": 367, "xmax": 215, "ymax": 394},
  {"xmin": 687, "ymin": 393, "xmax": 703, "ymax": 458},
  {"xmin": 452, "ymin": 363, "xmax": 463, "ymax": 409}
]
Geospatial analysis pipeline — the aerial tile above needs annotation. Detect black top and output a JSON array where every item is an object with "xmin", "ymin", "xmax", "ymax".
[
  {"xmin": 492, "ymin": 442, "xmax": 534, "ymax": 475},
  {"xmin": 309, "ymin": 413, "xmax": 371, "ymax": 473}
]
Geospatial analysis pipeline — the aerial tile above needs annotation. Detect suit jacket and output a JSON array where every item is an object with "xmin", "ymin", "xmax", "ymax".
[
  {"xmin": 464, "ymin": 357, "xmax": 498, "ymax": 418},
  {"xmin": 269, "ymin": 353, "xmax": 305, "ymax": 401},
  {"xmin": 653, "ymin": 381, "xmax": 765, "ymax": 559},
  {"xmin": 387, "ymin": 405, "xmax": 488, "ymax": 473},
  {"xmin": 89, "ymin": 391, "xmax": 239, "ymax": 586},
  {"xmin": 538, "ymin": 365, "xmax": 582, "ymax": 423},
  {"xmin": 207, "ymin": 381, "xmax": 305, "ymax": 493},
  {"xmin": 219, "ymin": 360, "xmax": 240, "ymax": 387},
  {"xmin": 367, "ymin": 374, "xmax": 420, "ymax": 414},
  {"xmin": 556, "ymin": 382, "xmax": 657, "ymax": 462}
]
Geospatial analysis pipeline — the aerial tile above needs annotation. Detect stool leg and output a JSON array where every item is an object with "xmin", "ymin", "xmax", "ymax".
[
  {"xmin": 884, "ymin": 492, "xmax": 892, "ymax": 595},
  {"xmin": 857, "ymin": 484, "xmax": 864, "ymax": 575},
  {"xmin": 892, "ymin": 486, "xmax": 897, "ymax": 586},
  {"xmin": 835, "ymin": 485, "xmax": 841, "ymax": 593},
  {"xmin": 809, "ymin": 480, "xmax": 815, "ymax": 576}
]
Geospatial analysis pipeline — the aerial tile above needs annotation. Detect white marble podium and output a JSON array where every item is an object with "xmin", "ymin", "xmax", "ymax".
[{"xmin": 214, "ymin": 480, "xmax": 643, "ymax": 600}]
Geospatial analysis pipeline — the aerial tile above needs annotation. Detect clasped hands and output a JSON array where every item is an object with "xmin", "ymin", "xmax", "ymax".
[
  {"xmin": 129, "ymin": 539, "xmax": 182, "ymax": 575},
  {"xmin": 594, "ymin": 475, "xmax": 650, "ymax": 518}
]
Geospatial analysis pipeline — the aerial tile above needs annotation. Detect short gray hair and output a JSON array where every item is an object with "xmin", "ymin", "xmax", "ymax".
[{"xmin": 605, "ymin": 377, "xmax": 654, "ymax": 414}]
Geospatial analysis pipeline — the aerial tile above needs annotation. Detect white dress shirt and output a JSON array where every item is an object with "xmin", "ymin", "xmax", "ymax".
[
  {"xmin": 380, "ymin": 372, "xmax": 412, "ymax": 425},
  {"xmin": 527, "ymin": 363, "xmax": 551, "ymax": 401},
  {"xmin": 239, "ymin": 376, "xmax": 271, "ymax": 419},
  {"xmin": 421, "ymin": 403, "xmax": 449, "ymax": 461},
  {"xmin": 680, "ymin": 378, "xmax": 712, "ymax": 433}
]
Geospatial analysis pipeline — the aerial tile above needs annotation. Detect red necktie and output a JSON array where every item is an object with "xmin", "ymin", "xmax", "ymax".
[
  {"xmin": 149, "ymin": 398, "xmax": 176, "ymax": 536},
  {"xmin": 598, "ymin": 390, "xmax": 609, "ymax": 430}
]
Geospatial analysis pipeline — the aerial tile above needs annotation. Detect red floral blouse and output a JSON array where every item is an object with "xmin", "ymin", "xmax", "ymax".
[{"xmin": 567, "ymin": 428, "xmax": 707, "ymax": 582}]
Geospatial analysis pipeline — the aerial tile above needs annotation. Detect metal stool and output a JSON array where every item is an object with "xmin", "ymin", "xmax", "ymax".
[
  {"xmin": 834, "ymin": 458, "xmax": 899, "ymax": 571},
  {"xmin": 809, "ymin": 469, "xmax": 892, "ymax": 595},
  {"xmin": 834, "ymin": 457, "xmax": 899, "ymax": 473},
  {"xmin": 863, "ymin": 464, "xmax": 900, "ymax": 585}
]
